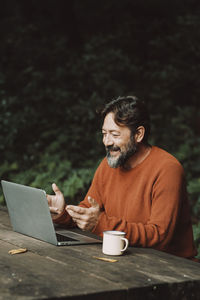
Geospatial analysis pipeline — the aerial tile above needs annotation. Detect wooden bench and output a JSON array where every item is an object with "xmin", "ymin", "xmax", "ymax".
[{"xmin": 0, "ymin": 207, "xmax": 200, "ymax": 299}]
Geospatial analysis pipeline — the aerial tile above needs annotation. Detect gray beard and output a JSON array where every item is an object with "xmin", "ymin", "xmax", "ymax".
[{"xmin": 106, "ymin": 141, "xmax": 138, "ymax": 168}]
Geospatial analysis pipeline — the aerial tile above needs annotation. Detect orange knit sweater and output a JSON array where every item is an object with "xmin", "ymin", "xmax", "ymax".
[
  {"xmin": 56, "ymin": 146, "xmax": 197, "ymax": 259},
  {"xmin": 81, "ymin": 146, "xmax": 197, "ymax": 259}
]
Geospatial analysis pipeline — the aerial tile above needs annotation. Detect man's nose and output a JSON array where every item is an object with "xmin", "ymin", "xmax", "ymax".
[{"xmin": 103, "ymin": 134, "xmax": 113, "ymax": 147}]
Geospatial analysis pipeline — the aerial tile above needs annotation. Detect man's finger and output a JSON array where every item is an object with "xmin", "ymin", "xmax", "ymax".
[
  {"xmin": 49, "ymin": 206, "xmax": 59, "ymax": 214},
  {"xmin": 52, "ymin": 183, "xmax": 61, "ymax": 195},
  {"xmin": 88, "ymin": 196, "xmax": 99, "ymax": 208},
  {"xmin": 67, "ymin": 208, "xmax": 88, "ymax": 221},
  {"xmin": 66, "ymin": 205, "xmax": 87, "ymax": 214},
  {"xmin": 73, "ymin": 219, "xmax": 87, "ymax": 231}
]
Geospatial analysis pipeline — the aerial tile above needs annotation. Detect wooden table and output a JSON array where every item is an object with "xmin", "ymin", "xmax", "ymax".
[{"xmin": 0, "ymin": 207, "xmax": 200, "ymax": 300}]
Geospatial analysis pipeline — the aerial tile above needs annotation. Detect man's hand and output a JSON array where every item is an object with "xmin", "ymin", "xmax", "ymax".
[
  {"xmin": 46, "ymin": 183, "xmax": 65, "ymax": 215},
  {"xmin": 66, "ymin": 196, "xmax": 101, "ymax": 231}
]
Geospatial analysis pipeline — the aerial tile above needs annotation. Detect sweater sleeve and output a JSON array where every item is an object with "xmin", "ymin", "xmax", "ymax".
[{"xmin": 89, "ymin": 161, "xmax": 187, "ymax": 250}]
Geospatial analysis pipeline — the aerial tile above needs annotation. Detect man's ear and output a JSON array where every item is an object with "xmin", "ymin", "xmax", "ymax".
[{"xmin": 135, "ymin": 126, "xmax": 145, "ymax": 143}]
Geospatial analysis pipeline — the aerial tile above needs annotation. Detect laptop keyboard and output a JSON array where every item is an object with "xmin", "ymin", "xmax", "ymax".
[{"xmin": 56, "ymin": 233, "xmax": 78, "ymax": 242}]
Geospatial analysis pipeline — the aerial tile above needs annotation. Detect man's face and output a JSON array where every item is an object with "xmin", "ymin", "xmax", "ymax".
[{"xmin": 102, "ymin": 112, "xmax": 137, "ymax": 168}]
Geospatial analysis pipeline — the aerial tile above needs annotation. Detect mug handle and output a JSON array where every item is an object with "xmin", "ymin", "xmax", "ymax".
[{"xmin": 121, "ymin": 237, "xmax": 129, "ymax": 252}]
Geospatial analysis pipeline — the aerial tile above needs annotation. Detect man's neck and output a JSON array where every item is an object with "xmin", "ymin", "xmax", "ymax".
[{"xmin": 122, "ymin": 144, "xmax": 152, "ymax": 170}]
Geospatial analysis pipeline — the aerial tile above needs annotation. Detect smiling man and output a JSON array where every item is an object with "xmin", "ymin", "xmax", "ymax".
[{"xmin": 47, "ymin": 96, "xmax": 198, "ymax": 261}]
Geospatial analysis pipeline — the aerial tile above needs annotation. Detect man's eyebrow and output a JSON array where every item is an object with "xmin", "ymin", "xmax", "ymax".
[{"xmin": 102, "ymin": 129, "xmax": 120, "ymax": 134}]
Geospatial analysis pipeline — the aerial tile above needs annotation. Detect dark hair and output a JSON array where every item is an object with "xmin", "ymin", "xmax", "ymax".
[{"xmin": 100, "ymin": 96, "xmax": 150, "ymax": 144}]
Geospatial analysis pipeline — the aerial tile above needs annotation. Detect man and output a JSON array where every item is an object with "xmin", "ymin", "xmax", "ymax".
[{"xmin": 47, "ymin": 96, "xmax": 197, "ymax": 261}]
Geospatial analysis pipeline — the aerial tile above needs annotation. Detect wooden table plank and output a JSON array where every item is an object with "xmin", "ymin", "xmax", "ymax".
[
  {"xmin": 0, "ymin": 239, "xmax": 127, "ymax": 300},
  {"xmin": 0, "ymin": 208, "xmax": 200, "ymax": 300}
]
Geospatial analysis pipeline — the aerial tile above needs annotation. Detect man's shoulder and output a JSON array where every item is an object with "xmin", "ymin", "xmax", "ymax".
[{"xmin": 151, "ymin": 146, "xmax": 184, "ymax": 172}]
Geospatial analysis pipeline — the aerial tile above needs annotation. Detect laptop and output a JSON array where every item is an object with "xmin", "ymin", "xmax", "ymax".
[{"xmin": 1, "ymin": 180, "xmax": 102, "ymax": 246}]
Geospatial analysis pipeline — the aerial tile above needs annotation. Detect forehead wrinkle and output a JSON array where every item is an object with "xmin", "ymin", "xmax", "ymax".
[{"xmin": 102, "ymin": 128, "xmax": 121, "ymax": 133}]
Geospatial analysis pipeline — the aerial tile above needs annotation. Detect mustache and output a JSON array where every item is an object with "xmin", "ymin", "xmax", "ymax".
[{"xmin": 106, "ymin": 146, "xmax": 121, "ymax": 152}]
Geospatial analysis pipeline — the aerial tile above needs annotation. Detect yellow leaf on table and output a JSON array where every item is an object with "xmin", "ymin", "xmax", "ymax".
[
  {"xmin": 93, "ymin": 256, "xmax": 118, "ymax": 262},
  {"xmin": 8, "ymin": 248, "xmax": 27, "ymax": 255}
]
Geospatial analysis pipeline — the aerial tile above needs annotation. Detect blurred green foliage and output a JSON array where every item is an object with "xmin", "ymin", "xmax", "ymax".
[{"xmin": 0, "ymin": 0, "xmax": 200, "ymax": 258}]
